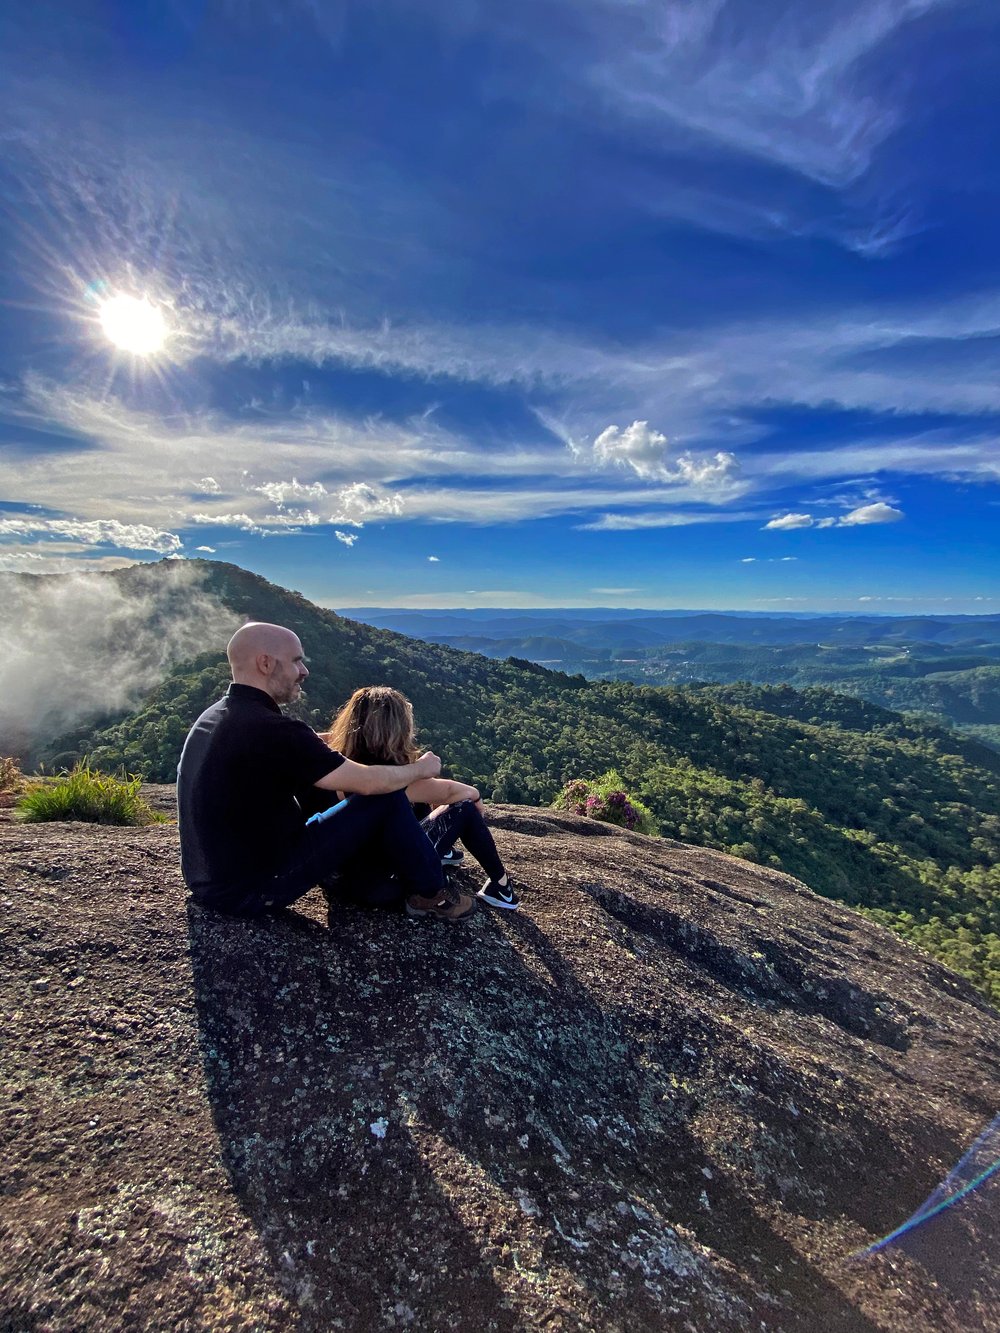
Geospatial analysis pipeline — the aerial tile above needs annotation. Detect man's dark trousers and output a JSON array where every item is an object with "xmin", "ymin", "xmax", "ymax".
[{"xmin": 236, "ymin": 789, "xmax": 444, "ymax": 915}]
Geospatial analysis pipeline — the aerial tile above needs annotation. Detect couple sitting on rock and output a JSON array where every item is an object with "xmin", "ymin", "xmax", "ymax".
[{"xmin": 177, "ymin": 621, "xmax": 518, "ymax": 922}]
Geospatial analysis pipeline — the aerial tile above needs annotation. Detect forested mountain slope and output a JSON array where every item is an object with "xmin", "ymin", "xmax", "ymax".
[{"xmin": 35, "ymin": 560, "xmax": 1000, "ymax": 1004}]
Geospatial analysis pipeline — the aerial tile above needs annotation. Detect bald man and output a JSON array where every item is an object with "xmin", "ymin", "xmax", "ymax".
[{"xmin": 176, "ymin": 622, "xmax": 474, "ymax": 921}]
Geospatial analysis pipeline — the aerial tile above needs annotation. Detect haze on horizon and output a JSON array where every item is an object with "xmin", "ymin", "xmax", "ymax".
[{"xmin": 1, "ymin": 1, "xmax": 998, "ymax": 615}]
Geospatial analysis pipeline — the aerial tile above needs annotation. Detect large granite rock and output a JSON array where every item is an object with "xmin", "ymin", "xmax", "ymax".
[{"xmin": 2, "ymin": 796, "xmax": 998, "ymax": 1331}]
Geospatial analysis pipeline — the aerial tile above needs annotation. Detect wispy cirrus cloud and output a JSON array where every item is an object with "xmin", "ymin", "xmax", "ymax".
[
  {"xmin": 282, "ymin": 0, "xmax": 947, "ymax": 245},
  {"xmin": 571, "ymin": 0, "xmax": 948, "ymax": 188},
  {"xmin": 0, "ymin": 317, "xmax": 993, "ymax": 561},
  {"xmin": 213, "ymin": 289, "xmax": 1000, "ymax": 444},
  {"xmin": 3, "ymin": 252, "xmax": 999, "ymax": 573},
  {"xmin": 579, "ymin": 509, "xmax": 758, "ymax": 532},
  {"xmin": 0, "ymin": 376, "xmax": 754, "ymax": 545}
]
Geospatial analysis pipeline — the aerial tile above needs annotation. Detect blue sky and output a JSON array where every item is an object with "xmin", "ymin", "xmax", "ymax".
[{"xmin": 1, "ymin": 0, "xmax": 998, "ymax": 611}]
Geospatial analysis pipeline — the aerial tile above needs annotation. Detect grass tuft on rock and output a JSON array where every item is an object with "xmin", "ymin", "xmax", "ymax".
[
  {"xmin": 0, "ymin": 755, "xmax": 26, "ymax": 809},
  {"xmin": 16, "ymin": 762, "xmax": 166, "ymax": 827}
]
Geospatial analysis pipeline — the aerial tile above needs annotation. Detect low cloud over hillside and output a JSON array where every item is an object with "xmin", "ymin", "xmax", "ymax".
[{"xmin": 0, "ymin": 562, "xmax": 238, "ymax": 759}]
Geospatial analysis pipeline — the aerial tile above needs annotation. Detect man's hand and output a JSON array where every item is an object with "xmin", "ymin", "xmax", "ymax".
[{"xmin": 415, "ymin": 751, "xmax": 442, "ymax": 779}]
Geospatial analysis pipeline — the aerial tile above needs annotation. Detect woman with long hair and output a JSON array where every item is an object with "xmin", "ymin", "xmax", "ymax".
[{"xmin": 320, "ymin": 685, "xmax": 519, "ymax": 910}]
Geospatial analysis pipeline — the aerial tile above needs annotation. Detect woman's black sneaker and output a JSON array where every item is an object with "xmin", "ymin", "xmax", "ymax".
[
  {"xmin": 477, "ymin": 877, "xmax": 520, "ymax": 910},
  {"xmin": 440, "ymin": 847, "xmax": 464, "ymax": 867}
]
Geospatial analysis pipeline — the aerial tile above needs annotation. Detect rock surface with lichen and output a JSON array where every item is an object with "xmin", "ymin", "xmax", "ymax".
[{"xmin": 2, "ymin": 789, "xmax": 999, "ymax": 1332}]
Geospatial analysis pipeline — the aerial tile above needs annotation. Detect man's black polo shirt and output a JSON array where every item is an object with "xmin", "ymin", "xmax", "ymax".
[{"xmin": 177, "ymin": 683, "xmax": 344, "ymax": 908}]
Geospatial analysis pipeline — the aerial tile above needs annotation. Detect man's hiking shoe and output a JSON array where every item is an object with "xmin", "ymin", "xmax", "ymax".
[
  {"xmin": 477, "ymin": 877, "xmax": 520, "ymax": 910},
  {"xmin": 440, "ymin": 847, "xmax": 464, "ymax": 867},
  {"xmin": 405, "ymin": 889, "xmax": 476, "ymax": 922},
  {"xmin": 317, "ymin": 873, "xmax": 342, "ymax": 905}
]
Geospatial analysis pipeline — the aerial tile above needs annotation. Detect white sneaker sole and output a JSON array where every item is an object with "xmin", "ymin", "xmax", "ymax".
[{"xmin": 477, "ymin": 889, "xmax": 520, "ymax": 910}]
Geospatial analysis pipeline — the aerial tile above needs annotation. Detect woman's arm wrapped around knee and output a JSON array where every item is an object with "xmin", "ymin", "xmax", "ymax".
[{"xmin": 406, "ymin": 776, "xmax": 483, "ymax": 813}]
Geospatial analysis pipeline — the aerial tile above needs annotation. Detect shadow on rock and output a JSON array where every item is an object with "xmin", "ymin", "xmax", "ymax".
[
  {"xmin": 432, "ymin": 907, "xmax": 886, "ymax": 1333},
  {"xmin": 185, "ymin": 851, "xmax": 995, "ymax": 1333},
  {"xmin": 186, "ymin": 901, "xmax": 522, "ymax": 1332}
]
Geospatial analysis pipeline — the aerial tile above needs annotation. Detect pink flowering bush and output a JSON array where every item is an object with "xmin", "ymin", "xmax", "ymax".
[
  {"xmin": 555, "ymin": 779, "xmax": 592, "ymax": 817},
  {"xmin": 553, "ymin": 770, "xmax": 659, "ymax": 836}
]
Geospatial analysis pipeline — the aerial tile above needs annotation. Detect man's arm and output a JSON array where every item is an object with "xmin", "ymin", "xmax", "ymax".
[{"xmin": 314, "ymin": 750, "xmax": 441, "ymax": 796}]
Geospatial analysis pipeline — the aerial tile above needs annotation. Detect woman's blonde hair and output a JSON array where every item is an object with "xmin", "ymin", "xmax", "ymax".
[{"xmin": 323, "ymin": 686, "xmax": 418, "ymax": 766}]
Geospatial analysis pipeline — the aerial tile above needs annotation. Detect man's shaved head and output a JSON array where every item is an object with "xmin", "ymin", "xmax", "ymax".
[
  {"xmin": 228, "ymin": 622, "xmax": 299, "ymax": 671},
  {"xmin": 228, "ymin": 622, "xmax": 309, "ymax": 702}
]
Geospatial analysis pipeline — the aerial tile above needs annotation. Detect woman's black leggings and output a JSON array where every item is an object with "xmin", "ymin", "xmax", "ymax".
[
  {"xmin": 419, "ymin": 799, "xmax": 506, "ymax": 881},
  {"xmin": 332, "ymin": 798, "xmax": 506, "ymax": 908}
]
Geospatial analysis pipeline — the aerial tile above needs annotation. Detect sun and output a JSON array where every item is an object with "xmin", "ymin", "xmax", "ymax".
[{"xmin": 98, "ymin": 293, "xmax": 169, "ymax": 356}]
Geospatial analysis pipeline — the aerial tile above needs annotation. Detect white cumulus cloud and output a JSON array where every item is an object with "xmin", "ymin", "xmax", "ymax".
[
  {"xmin": 260, "ymin": 510, "xmax": 321, "ymax": 528},
  {"xmin": 840, "ymin": 501, "xmax": 905, "ymax": 525},
  {"xmin": 330, "ymin": 482, "xmax": 404, "ymax": 526},
  {"xmin": 765, "ymin": 502, "xmax": 904, "ymax": 531},
  {"xmin": 254, "ymin": 478, "xmax": 330, "ymax": 504},
  {"xmin": 672, "ymin": 451, "xmax": 741, "ymax": 486},
  {"xmin": 764, "ymin": 513, "xmax": 814, "ymax": 530},
  {"xmin": 592, "ymin": 421, "xmax": 740, "ymax": 489},
  {"xmin": 335, "ymin": 530, "xmax": 359, "ymax": 547},
  {"xmin": 190, "ymin": 510, "xmax": 319, "ymax": 535},
  {"xmin": 0, "ymin": 517, "xmax": 181, "ymax": 554},
  {"xmin": 191, "ymin": 512, "xmax": 259, "ymax": 530},
  {"xmin": 594, "ymin": 420, "xmax": 670, "ymax": 478}
]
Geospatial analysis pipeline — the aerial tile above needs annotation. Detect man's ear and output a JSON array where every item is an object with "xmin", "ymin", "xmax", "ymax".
[{"xmin": 255, "ymin": 652, "xmax": 273, "ymax": 676}]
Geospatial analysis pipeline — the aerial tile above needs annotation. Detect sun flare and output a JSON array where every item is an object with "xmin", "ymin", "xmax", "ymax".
[{"xmin": 98, "ymin": 293, "xmax": 168, "ymax": 356}]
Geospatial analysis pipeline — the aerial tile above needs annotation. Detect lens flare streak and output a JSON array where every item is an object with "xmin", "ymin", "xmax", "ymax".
[{"xmin": 854, "ymin": 1114, "xmax": 1000, "ymax": 1258}]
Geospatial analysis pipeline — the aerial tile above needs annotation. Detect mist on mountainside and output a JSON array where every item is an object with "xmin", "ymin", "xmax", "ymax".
[{"xmin": 0, "ymin": 562, "xmax": 239, "ymax": 763}]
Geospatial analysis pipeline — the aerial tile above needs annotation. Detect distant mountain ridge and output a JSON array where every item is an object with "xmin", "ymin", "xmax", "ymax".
[
  {"xmin": 335, "ymin": 607, "xmax": 1000, "ymax": 744},
  {"xmin": 337, "ymin": 607, "xmax": 1000, "ymax": 647}
]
